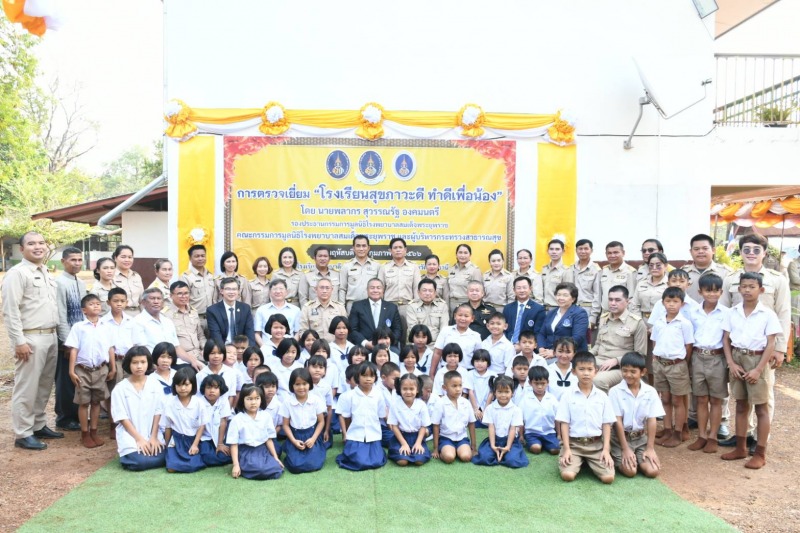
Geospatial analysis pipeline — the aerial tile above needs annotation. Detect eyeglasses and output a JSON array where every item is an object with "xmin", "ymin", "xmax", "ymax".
[
  {"xmin": 641, "ymin": 248, "xmax": 658, "ymax": 253},
  {"xmin": 741, "ymin": 247, "xmax": 763, "ymax": 254}
]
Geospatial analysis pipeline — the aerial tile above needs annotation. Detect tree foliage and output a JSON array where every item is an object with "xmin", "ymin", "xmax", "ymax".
[{"xmin": 98, "ymin": 140, "xmax": 163, "ymax": 197}]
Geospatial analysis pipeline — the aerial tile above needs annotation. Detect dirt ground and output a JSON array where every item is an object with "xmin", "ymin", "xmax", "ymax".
[{"xmin": 0, "ymin": 281, "xmax": 799, "ymax": 532}]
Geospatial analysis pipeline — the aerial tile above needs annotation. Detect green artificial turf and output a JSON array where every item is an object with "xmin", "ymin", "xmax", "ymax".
[{"xmin": 20, "ymin": 434, "xmax": 734, "ymax": 533}]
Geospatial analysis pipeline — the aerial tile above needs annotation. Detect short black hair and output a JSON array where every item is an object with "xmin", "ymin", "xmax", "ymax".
[
  {"xmin": 547, "ymin": 239, "xmax": 565, "ymax": 250},
  {"xmin": 698, "ymin": 273, "xmax": 724, "ymax": 291},
  {"xmin": 170, "ymin": 280, "xmax": 189, "ymax": 293},
  {"xmin": 372, "ymin": 327, "xmax": 395, "ymax": 346},
  {"xmin": 417, "ymin": 278, "xmax": 437, "ymax": 291},
  {"xmin": 620, "ymin": 352, "xmax": 646, "ymax": 370},
  {"xmin": 289, "ymin": 367, "xmax": 314, "ymax": 392},
  {"xmin": 276, "ymin": 338, "xmax": 302, "ymax": 360},
  {"xmin": 242, "ymin": 347, "xmax": 264, "ymax": 366},
  {"xmin": 667, "ymin": 269, "xmax": 690, "ymax": 281},
  {"xmin": 354, "ymin": 361, "xmax": 378, "ymax": 384},
  {"xmin": 389, "ymin": 237, "xmax": 407, "ymax": 248},
  {"xmin": 442, "ymin": 342, "xmax": 464, "ymax": 362},
  {"xmin": 442, "ymin": 370, "xmax": 462, "ymax": 384},
  {"xmin": 408, "ymin": 324, "xmax": 432, "ymax": 344},
  {"xmin": 235, "ymin": 383, "xmax": 266, "ymax": 413},
  {"xmin": 353, "ymin": 234, "xmax": 370, "ymax": 246},
  {"xmin": 265, "ymin": 313, "xmax": 291, "ymax": 335},
  {"xmin": 61, "ymin": 246, "xmax": 82, "ymax": 259},
  {"xmin": 187, "ymin": 244, "xmax": 206, "ymax": 257},
  {"xmin": 400, "ymin": 345, "xmax": 419, "ymax": 362},
  {"xmin": 200, "ymin": 374, "xmax": 229, "ymax": 396},
  {"xmin": 203, "ymin": 339, "xmax": 226, "ymax": 362},
  {"xmin": 395, "ymin": 373, "xmax": 422, "ymax": 398},
  {"xmin": 313, "ymin": 246, "xmax": 330, "ymax": 258},
  {"xmin": 328, "ymin": 315, "xmax": 350, "ymax": 336},
  {"xmin": 662, "ymin": 287, "xmax": 685, "ymax": 301},
  {"xmin": 371, "ymin": 343, "xmax": 391, "ymax": 363},
  {"xmin": 519, "ymin": 330, "xmax": 536, "ymax": 342},
  {"xmin": 255, "ymin": 371, "xmax": 279, "ymax": 388},
  {"xmin": 513, "ymin": 276, "xmax": 532, "ymax": 288},
  {"xmin": 605, "ymin": 241, "xmax": 624, "ymax": 251},
  {"xmin": 171, "ymin": 366, "xmax": 198, "ymax": 396},
  {"xmin": 121, "ymin": 346, "xmax": 152, "ymax": 374},
  {"xmin": 348, "ymin": 345, "xmax": 370, "ymax": 365},
  {"xmin": 554, "ymin": 282, "xmax": 578, "ymax": 301},
  {"xmin": 739, "ymin": 271, "xmax": 764, "ymax": 287},
  {"xmin": 277, "ymin": 247, "xmax": 298, "ymax": 269},
  {"xmin": 380, "ymin": 361, "xmax": 400, "ymax": 377},
  {"xmin": 511, "ymin": 355, "xmax": 529, "ymax": 368},
  {"xmin": 608, "ymin": 284, "xmax": 629, "ymax": 299},
  {"xmin": 575, "ymin": 238, "xmax": 593, "ymax": 249},
  {"xmin": 471, "ymin": 348, "xmax": 491, "ymax": 366},
  {"xmin": 107, "ymin": 287, "xmax": 127, "ymax": 301},
  {"xmin": 489, "ymin": 374, "xmax": 516, "ymax": 393},
  {"xmin": 152, "ymin": 342, "xmax": 177, "ymax": 365},
  {"xmin": 309, "ymin": 339, "xmax": 330, "ymax": 358},
  {"xmin": 306, "ymin": 354, "xmax": 328, "ymax": 369},
  {"xmin": 80, "ymin": 294, "xmax": 101, "ymax": 308},
  {"xmin": 690, "ymin": 234, "xmax": 714, "ymax": 248},
  {"xmin": 572, "ymin": 351, "xmax": 596, "ymax": 369},
  {"xmin": 527, "ymin": 365, "xmax": 549, "ymax": 382}
]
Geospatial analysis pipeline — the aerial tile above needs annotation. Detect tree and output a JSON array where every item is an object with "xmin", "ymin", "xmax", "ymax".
[{"xmin": 98, "ymin": 140, "xmax": 163, "ymax": 197}]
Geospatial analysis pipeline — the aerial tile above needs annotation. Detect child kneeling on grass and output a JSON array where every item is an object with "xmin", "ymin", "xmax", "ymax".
[
  {"xmin": 609, "ymin": 352, "xmax": 663, "ymax": 478},
  {"xmin": 227, "ymin": 383, "xmax": 284, "ymax": 480},
  {"xmin": 336, "ymin": 362, "xmax": 388, "ymax": 471},
  {"xmin": 556, "ymin": 352, "xmax": 616, "ymax": 484},
  {"xmin": 431, "ymin": 370, "xmax": 477, "ymax": 464},
  {"xmin": 387, "ymin": 373, "xmax": 431, "ymax": 466},
  {"xmin": 520, "ymin": 365, "xmax": 560, "ymax": 455},
  {"xmin": 111, "ymin": 347, "xmax": 165, "ymax": 471},
  {"xmin": 471, "ymin": 375, "xmax": 528, "ymax": 468}
]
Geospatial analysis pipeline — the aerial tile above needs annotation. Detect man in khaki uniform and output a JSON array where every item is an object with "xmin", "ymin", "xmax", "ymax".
[
  {"xmin": 299, "ymin": 279, "xmax": 347, "ymax": 343},
  {"xmin": 180, "ymin": 244, "xmax": 216, "ymax": 329},
  {"xmin": 298, "ymin": 246, "xmax": 340, "ymax": 306},
  {"xmin": 570, "ymin": 238, "xmax": 601, "ymax": 317},
  {"xmin": 719, "ymin": 234, "xmax": 789, "ymax": 449},
  {"xmin": 163, "ymin": 280, "xmax": 206, "ymax": 362},
  {"xmin": 378, "ymin": 237, "xmax": 420, "ymax": 329},
  {"xmin": 2, "ymin": 232, "xmax": 62, "ymax": 450},
  {"xmin": 541, "ymin": 238, "xmax": 574, "ymax": 310},
  {"xmin": 339, "ymin": 235, "xmax": 382, "ymax": 312},
  {"xmin": 591, "ymin": 285, "xmax": 648, "ymax": 392},
  {"xmin": 406, "ymin": 278, "xmax": 449, "ymax": 346},
  {"xmin": 682, "ymin": 233, "xmax": 732, "ymax": 304},
  {"xmin": 590, "ymin": 241, "xmax": 637, "ymax": 326}
]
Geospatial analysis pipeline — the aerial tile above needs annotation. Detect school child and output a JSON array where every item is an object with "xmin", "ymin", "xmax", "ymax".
[
  {"xmin": 372, "ymin": 327, "xmax": 401, "ymax": 362},
  {"xmin": 508, "ymin": 331, "xmax": 547, "ymax": 375},
  {"xmin": 377, "ymin": 362, "xmax": 401, "ymax": 447},
  {"xmin": 306, "ymin": 355, "xmax": 335, "ymax": 447},
  {"xmin": 687, "ymin": 273, "xmax": 729, "ymax": 454},
  {"xmin": 224, "ymin": 343, "xmax": 248, "ymax": 388},
  {"xmin": 233, "ymin": 334, "xmax": 251, "ymax": 373},
  {"xmin": 272, "ymin": 338, "xmax": 303, "ymax": 398},
  {"xmin": 255, "ymin": 371, "xmax": 285, "ymax": 451},
  {"xmin": 252, "ymin": 365, "xmax": 271, "ymax": 383},
  {"xmin": 472, "ymin": 375, "xmax": 528, "ymax": 468},
  {"xmin": 547, "ymin": 337, "xmax": 576, "ymax": 401},
  {"xmin": 310, "ymin": 338, "xmax": 332, "ymax": 359},
  {"xmin": 431, "ymin": 304, "xmax": 482, "ymax": 374},
  {"xmin": 720, "ymin": 272, "xmax": 782, "ymax": 469},
  {"xmin": 341, "ymin": 346, "xmax": 369, "ymax": 396},
  {"xmin": 195, "ymin": 339, "xmax": 239, "ymax": 408},
  {"xmin": 509, "ymin": 356, "xmax": 532, "ymax": 405},
  {"xmin": 299, "ymin": 329, "xmax": 321, "ymax": 363},
  {"xmin": 263, "ymin": 313, "xmax": 291, "ymax": 355},
  {"xmin": 651, "ymin": 287, "xmax": 694, "ymax": 448},
  {"xmin": 647, "ymin": 270, "xmax": 701, "ymax": 326},
  {"xmin": 371, "ymin": 343, "xmax": 392, "ymax": 372},
  {"xmin": 336, "ymin": 362, "xmax": 388, "ymax": 471},
  {"xmin": 147, "ymin": 342, "xmax": 177, "ymax": 395},
  {"xmin": 520, "ymin": 365, "xmax": 560, "ymax": 455},
  {"xmin": 432, "ymin": 343, "xmax": 473, "ymax": 398},
  {"xmin": 227, "ymin": 383, "xmax": 284, "ymax": 480},
  {"xmin": 329, "ymin": 316, "xmax": 355, "ymax": 371},
  {"xmin": 408, "ymin": 324, "xmax": 434, "ymax": 374},
  {"xmin": 469, "ymin": 349, "xmax": 497, "ymax": 427},
  {"xmin": 198, "ymin": 374, "xmax": 233, "ymax": 467},
  {"xmin": 419, "ymin": 374, "xmax": 436, "ymax": 439},
  {"xmin": 481, "ymin": 312, "xmax": 516, "ymax": 374},
  {"xmin": 400, "ymin": 345, "xmax": 423, "ymax": 376},
  {"xmin": 387, "ymin": 373, "xmax": 432, "ymax": 466},
  {"xmin": 280, "ymin": 368, "xmax": 327, "ymax": 474},
  {"xmin": 556, "ymin": 352, "xmax": 616, "ymax": 484},
  {"xmin": 609, "ymin": 352, "xmax": 663, "ymax": 478},
  {"xmin": 242, "ymin": 347, "xmax": 264, "ymax": 383},
  {"xmin": 431, "ymin": 370, "xmax": 477, "ymax": 463},
  {"xmin": 111, "ymin": 347, "xmax": 166, "ymax": 471},
  {"xmin": 163, "ymin": 368, "xmax": 209, "ymax": 473},
  {"xmin": 102, "ymin": 288, "xmax": 135, "ymax": 404}
]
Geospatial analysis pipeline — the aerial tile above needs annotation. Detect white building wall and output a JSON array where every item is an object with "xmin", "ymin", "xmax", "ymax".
[
  {"xmin": 121, "ymin": 211, "xmax": 169, "ymax": 258},
  {"xmin": 716, "ymin": 0, "xmax": 800, "ymax": 54}
]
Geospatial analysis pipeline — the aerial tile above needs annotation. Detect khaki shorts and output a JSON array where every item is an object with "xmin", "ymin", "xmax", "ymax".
[
  {"xmin": 610, "ymin": 432, "xmax": 648, "ymax": 468},
  {"xmin": 560, "ymin": 438, "xmax": 614, "ymax": 479},
  {"xmin": 729, "ymin": 349, "xmax": 772, "ymax": 405},
  {"xmin": 654, "ymin": 358, "xmax": 691, "ymax": 396},
  {"xmin": 691, "ymin": 351, "xmax": 728, "ymax": 399},
  {"xmin": 73, "ymin": 364, "xmax": 110, "ymax": 405}
]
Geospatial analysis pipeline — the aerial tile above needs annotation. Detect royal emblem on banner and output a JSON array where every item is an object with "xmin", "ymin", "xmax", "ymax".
[
  {"xmin": 392, "ymin": 151, "xmax": 417, "ymax": 181},
  {"xmin": 326, "ymin": 150, "xmax": 350, "ymax": 179},
  {"xmin": 357, "ymin": 150, "xmax": 385, "ymax": 185}
]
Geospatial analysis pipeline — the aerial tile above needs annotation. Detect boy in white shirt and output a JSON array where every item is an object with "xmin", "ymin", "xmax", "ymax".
[
  {"xmin": 66, "ymin": 294, "xmax": 116, "ymax": 448},
  {"xmin": 609, "ymin": 352, "xmax": 663, "ymax": 478},
  {"xmin": 650, "ymin": 287, "xmax": 694, "ymax": 448},
  {"xmin": 556, "ymin": 352, "xmax": 616, "ymax": 484},
  {"xmin": 520, "ymin": 365, "xmax": 560, "ymax": 455},
  {"xmin": 481, "ymin": 312, "xmax": 516, "ymax": 374},
  {"xmin": 720, "ymin": 272, "xmax": 781, "ymax": 469},
  {"xmin": 431, "ymin": 370, "xmax": 476, "ymax": 464}
]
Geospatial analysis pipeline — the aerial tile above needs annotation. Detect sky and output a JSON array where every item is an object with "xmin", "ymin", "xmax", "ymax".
[{"xmin": 34, "ymin": 0, "xmax": 163, "ymax": 174}]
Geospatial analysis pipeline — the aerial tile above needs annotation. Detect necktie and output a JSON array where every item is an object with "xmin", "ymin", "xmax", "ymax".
[
  {"xmin": 228, "ymin": 306, "xmax": 236, "ymax": 343},
  {"xmin": 512, "ymin": 302, "xmax": 524, "ymax": 343},
  {"xmin": 372, "ymin": 301, "xmax": 380, "ymax": 327}
]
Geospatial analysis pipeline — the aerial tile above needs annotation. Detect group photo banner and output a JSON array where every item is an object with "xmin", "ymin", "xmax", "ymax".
[{"xmin": 225, "ymin": 138, "xmax": 516, "ymax": 273}]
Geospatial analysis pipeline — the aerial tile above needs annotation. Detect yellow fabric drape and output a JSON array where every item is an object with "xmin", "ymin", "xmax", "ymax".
[
  {"xmin": 750, "ymin": 200, "xmax": 773, "ymax": 218},
  {"xmin": 177, "ymin": 136, "xmax": 216, "ymax": 273},
  {"xmin": 535, "ymin": 143, "xmax": 577, "ymax": 269},
  {"xmin": 719, "ymin": 203, "xmax": 743, "ymax": 221},
  {"xmin": 778, "ymin": 197, "xmax": 800, "ymax": 213}
]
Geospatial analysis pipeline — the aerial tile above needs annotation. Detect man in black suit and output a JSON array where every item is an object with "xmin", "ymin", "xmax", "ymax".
[
  {"xmin": 348, "ymin": 278, "xmax": 402, "ymax": 350},
  {"xmin": 207, "ymin": 277, "xmax": 256, "ymax": 347},
  {"xmin": 503, "ymin": 276, "xmax": 545, "ymax": 350}
]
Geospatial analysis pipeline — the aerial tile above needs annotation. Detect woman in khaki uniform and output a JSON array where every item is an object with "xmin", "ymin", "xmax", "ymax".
[
  {"xmin": 249, "ymin": 256, "xmax": 273, "ymax": 314},
  {"xmin": 90, "ymin": 257, "xmax": 115, "ymax": 315},
  {"xmin": 423, "ymin": 254, "xmax": 450, "ymax": 303},
  {"xmin": 483, "ymin": 249, "xmax": 514, "ymax": 313},
  {"xmin": 147, "ymin": 259, "xmax": 173, "ymax": 299},
  {"xmin": 112, "ymin": 245, "xmax": 144, "ymax": 316},
  {"xmin": 512, "ymin": 248, "xmax": 544, "ymax": 304},
  {"xmin": 214, "ymin": 251, "xmax": 251, "ymax": 305},
  {"xmin": 630, "ymin": 253, "xmax": 669, "ymax": 320},
  {"xmin": 448, "ymin": 244, "xmax": 483, "ymax": 312},
  {"xmin": 272, "ymin": 246, "xmax": 302, "ymax": 305}
]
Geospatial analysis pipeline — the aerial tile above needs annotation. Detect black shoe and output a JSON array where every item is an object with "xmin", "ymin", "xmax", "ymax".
[
  {"xmin": 718, "ymin": 435, "xmax": 738, "ymax": 447},
  {"xmin": 747, "ymin": 436, "xmax": 757, "ymax": 455},
  {"xmin": 56, "ymin": 421, "xmax": 81, "ymax": 431},
  {"xmin": 14, "ymin": 436, "xmax": 47, "ymax": 450},
  {"xmin": 33, "ymin": 426, "xmax": 65, "ymax": 439},
  {"xmin": 687, "ymin": 418, "xmax": 698, "ymax": 430}
]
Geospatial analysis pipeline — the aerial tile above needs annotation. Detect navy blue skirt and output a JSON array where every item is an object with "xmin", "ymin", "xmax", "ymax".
[
  {"xmin": 336, "ymin": 440, "xmax": 386, "ymax": 471},
  {"xmin": 387, "ymin": 430, "xmax": 431, "ymax": 465},
  {"xmin": 199, "ymin": 439, "xmax": 232, "ymax": 467},
  {"xmin": 284, "ymin": 426, "xmax": 327, "ymax": 474},
  {"xmin": 471, "ymin": 436, "xmax": 529, "ymax": 468},
  {"xmin": 166, "ymin": 432, "xmax": 206, "ymax": 473},
  {"xmin": 119, "ymin": 450, "xmax": 165, "ymax": 471},
  {"xmin": 381, "ymin": 424, "xmax": 394, "ymax": 448},
  {"xmin": 238, "ymin": 444, "xmax": 283, "ymax": 480}
]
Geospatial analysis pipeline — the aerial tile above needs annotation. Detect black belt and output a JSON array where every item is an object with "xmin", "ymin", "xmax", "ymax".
[{"xmin": 76, "ymin": 362, "xmax": 108, "ymax": 372}]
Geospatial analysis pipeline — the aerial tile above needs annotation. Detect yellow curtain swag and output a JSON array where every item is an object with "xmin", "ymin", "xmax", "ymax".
[
  {"xmin": 458, "ymin": 104, "xmax": 486, "ymax": 138},
  {"xmin": 164, "ymin": 99, "xmax": 198, "ymax": 141},
  {"xmin": 547, "ymin": 116, "xmax": 576, "ymax": 146},
  {"xmin": 186, "ymin": 226, "xmax": 210, "ymax": 247},
  {"xmin": 356, "ymin": 102, "xmax": 385, "ymax": 141},
  {"xmin": 259, "ymin": 102, "xmax": 290, "ymax": 136}
]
